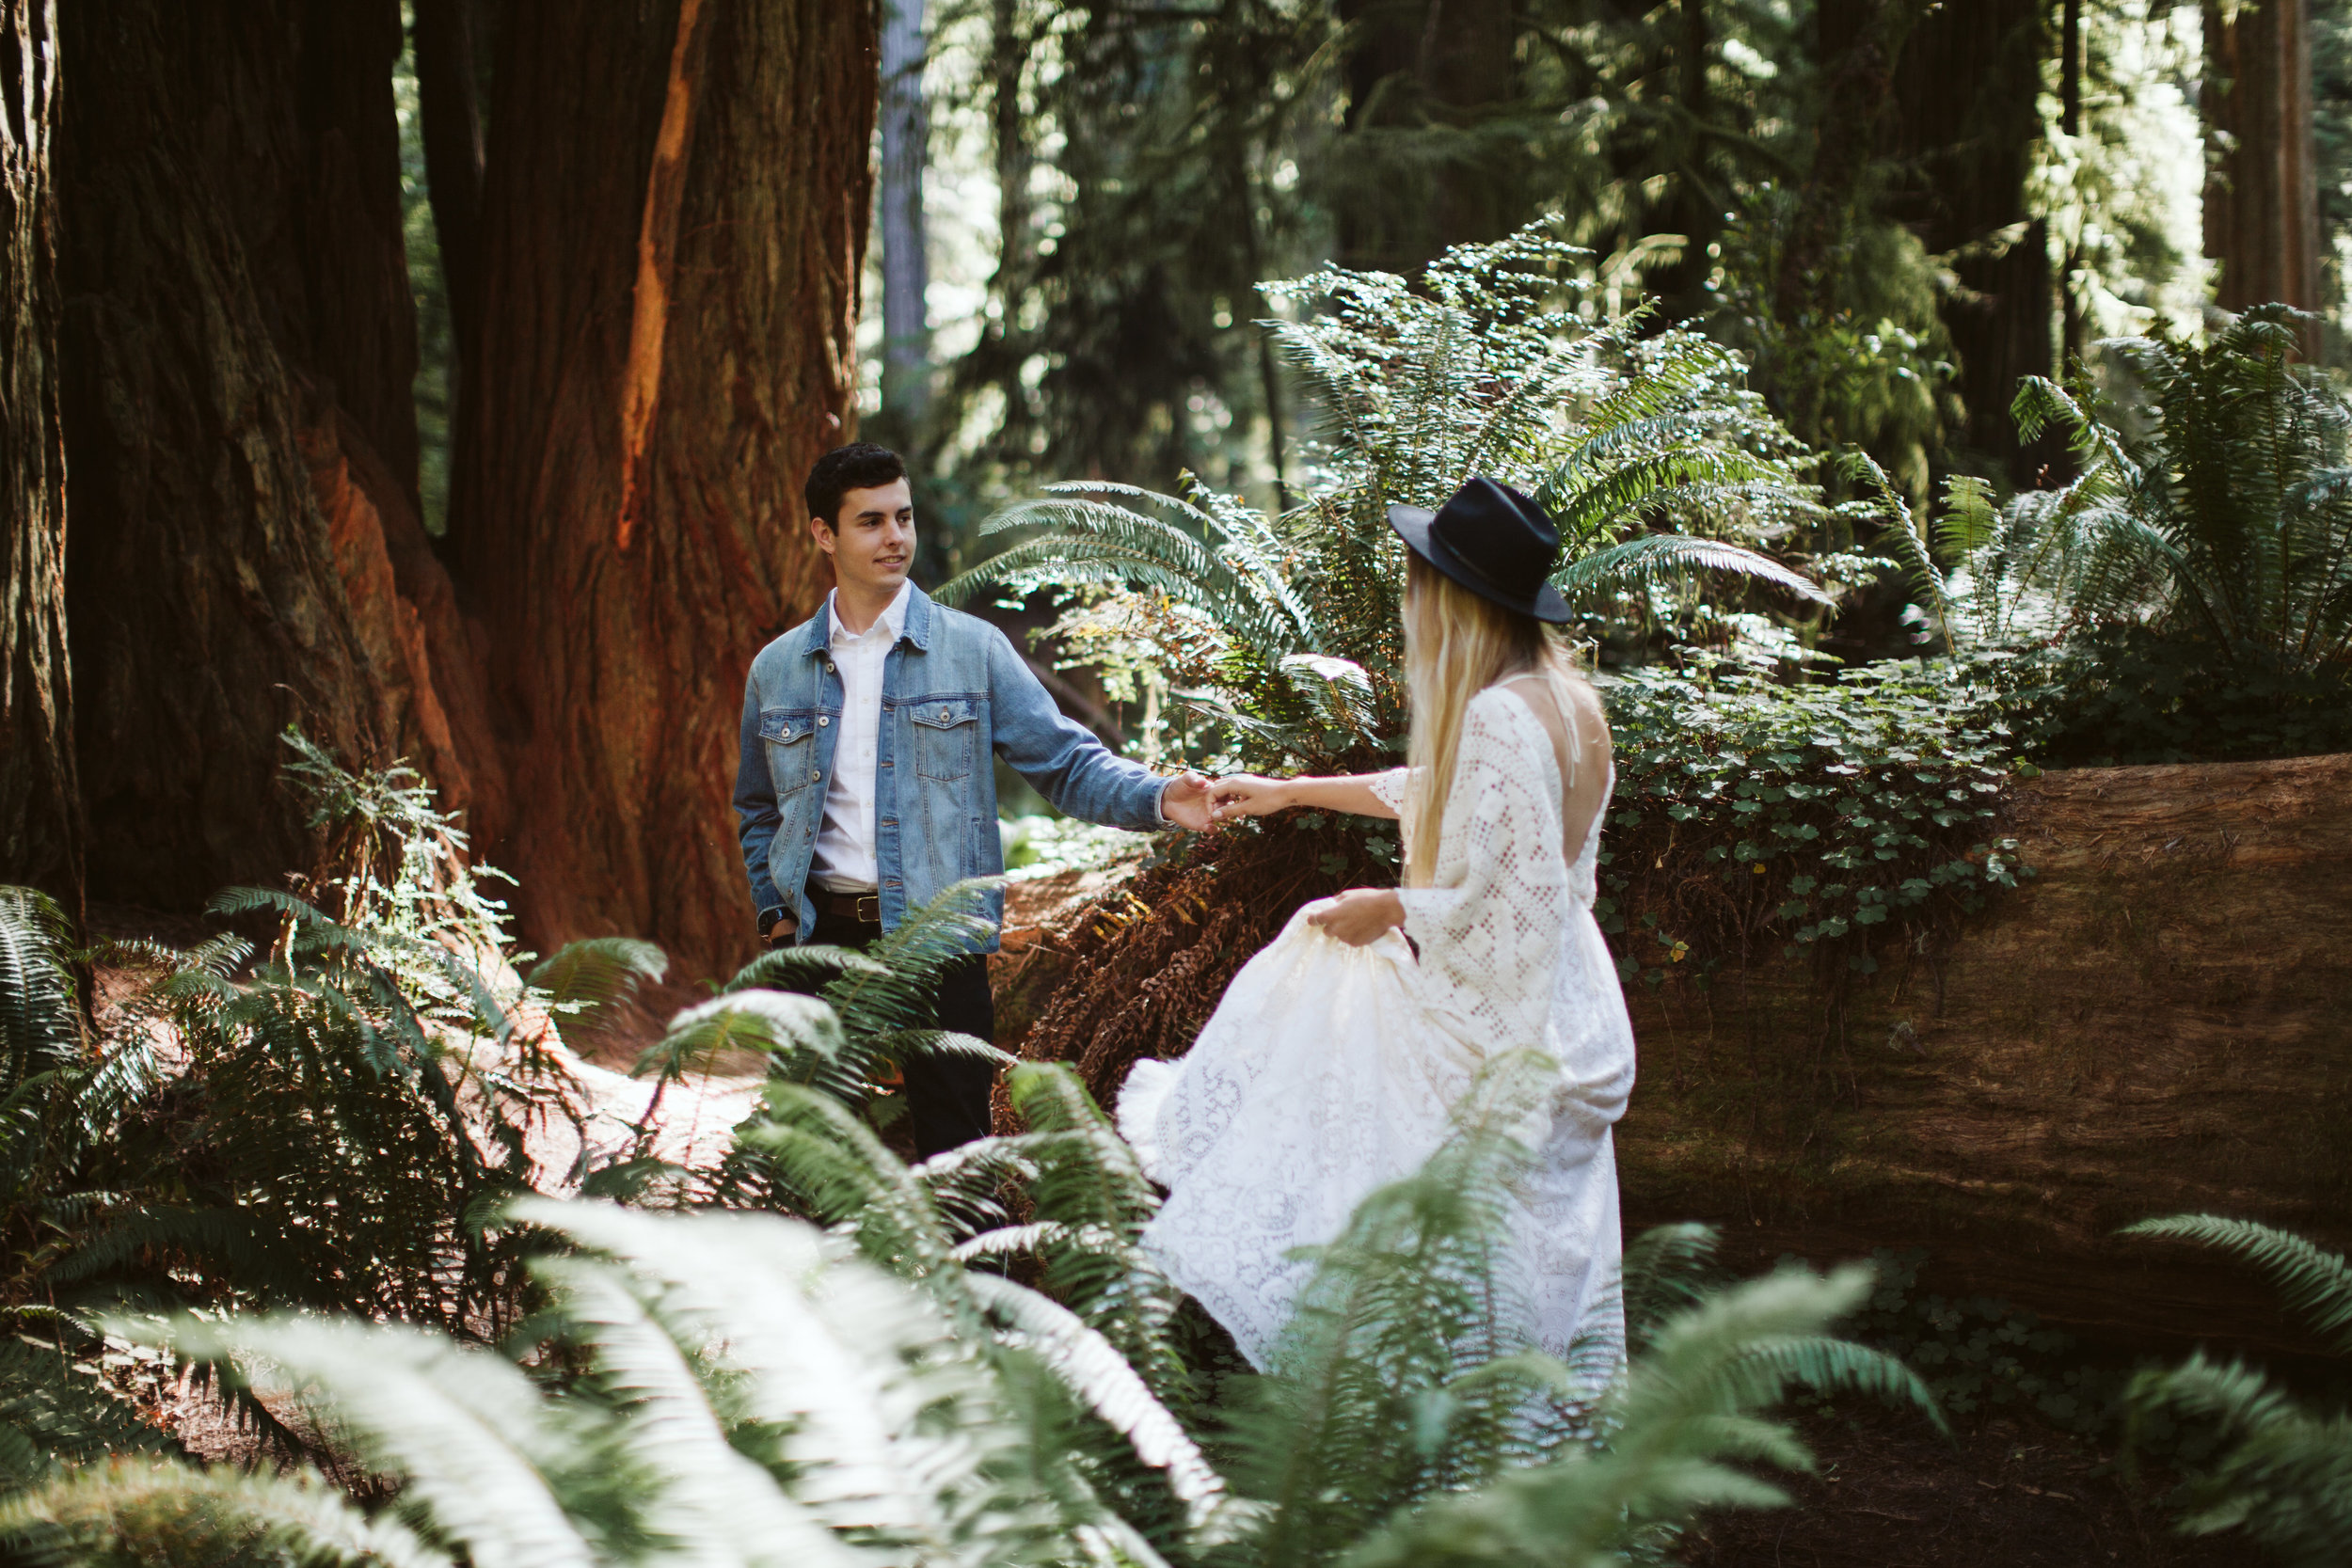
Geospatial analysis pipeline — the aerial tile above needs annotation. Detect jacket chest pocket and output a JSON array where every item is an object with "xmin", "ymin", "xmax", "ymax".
[
  {"xmin": 909, "ymin": 698, "xmax": 977, "ymax": 783},
  {"xmin": 760, "ymin": 709, "xmax": 820, "ymax": 794}
]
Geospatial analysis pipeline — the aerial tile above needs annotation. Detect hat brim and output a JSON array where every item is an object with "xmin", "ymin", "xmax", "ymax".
[{"xmin": 1387, "ymin": 503, "xmax": 1573, "ymax": 625}]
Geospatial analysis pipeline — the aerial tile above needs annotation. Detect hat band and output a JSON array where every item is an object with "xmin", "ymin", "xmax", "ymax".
[{"xmin": 1432, "ymin": 527, "xmax": 1547, "ymax": 605}]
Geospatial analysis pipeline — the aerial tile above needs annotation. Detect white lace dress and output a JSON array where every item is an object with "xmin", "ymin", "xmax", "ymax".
[{"xmin": 1118, "ymin": 685, "xmax": 1638, "ymax": 1369}]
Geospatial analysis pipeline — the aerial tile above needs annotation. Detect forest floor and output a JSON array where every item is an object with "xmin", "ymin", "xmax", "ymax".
[
  {"xmin": 1677, "ymin": 1402, "xmax": 2237, "ymax": 1567},
  {"xmin": 86, "ymin": 895, "xmax": 2265, "ymax": 1562}
]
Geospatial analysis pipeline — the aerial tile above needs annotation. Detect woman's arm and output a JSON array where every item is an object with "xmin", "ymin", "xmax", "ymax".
[{"xmin": 1210, "ymin": 771, "xmax": 1400, "ymax": 822}]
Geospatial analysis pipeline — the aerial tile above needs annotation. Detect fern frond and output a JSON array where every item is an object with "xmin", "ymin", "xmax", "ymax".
[
  {"xmin": 529, "ymin": 1255, "xmax": 856, "ymax": 1567},
  {"xmin": 2121, "ymin": 1214, "xmax": 2352, "ymax": 1352},
  {"xmin": 0, "ymin": 1459, "xmax": 450, "ymax": 1568},
  {"xmin": 965, "ymin": 1271, "xmax": 1231, "ymax": 1529},
  {"xmin": 114, "ymin": 1313, "xmax": 599, "ymax": 1568},
  {"xmin": 527, "ymin": 939, "xmax": 668, "ymax": 1027},
  {"xmin": 1620, "ymin": 1223, "xmax": 1720, "ymax": 1347},
  {"xmin": 1555, "ymin": 533, "xmax": 1828, "ymax": 606}
]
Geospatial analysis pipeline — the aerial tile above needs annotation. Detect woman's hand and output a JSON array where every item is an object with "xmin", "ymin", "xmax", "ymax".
[
  {"xmin": 1308, "ymin": 887, "xmax": 1406, "ymax": 947},
  {"xmin": 1210, "ymin": 774, "xmax": 1294, "ymax": 821}
]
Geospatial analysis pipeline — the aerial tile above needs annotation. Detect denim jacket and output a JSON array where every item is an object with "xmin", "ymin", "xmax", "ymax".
[{"xmin": 734, "ymin": 584, "xmax": 1168, "ymax": 952}]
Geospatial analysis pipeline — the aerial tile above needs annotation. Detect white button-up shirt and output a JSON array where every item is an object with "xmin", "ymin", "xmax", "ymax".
[{"xmin": 810, "ymin": 580, "xmax": 914, "ymax": 892}]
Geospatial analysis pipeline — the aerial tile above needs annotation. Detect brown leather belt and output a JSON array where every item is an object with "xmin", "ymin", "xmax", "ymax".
[{"xmin": 807, "ymin": 885, "xmax": 882, "ymax": 926}]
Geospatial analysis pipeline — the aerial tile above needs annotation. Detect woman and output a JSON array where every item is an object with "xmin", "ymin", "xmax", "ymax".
[{"xmin": 1117, "ymin": 476, "xmax": 1637, "ymax": 1370}]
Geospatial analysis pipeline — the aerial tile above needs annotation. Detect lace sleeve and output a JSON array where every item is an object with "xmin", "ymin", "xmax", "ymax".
[
  {"xmin": 1392, "ymin": 693, "xmax": 1569, "ymax": 1053},
  {"xmin": 1365, "ymin": 767, "xmax": 1410, "ymax": 815}
]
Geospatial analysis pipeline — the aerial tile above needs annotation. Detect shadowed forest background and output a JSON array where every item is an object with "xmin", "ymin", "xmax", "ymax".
[{"xmin": 6, "ymin": 0, "xmax": 2349, "ymax": 974}]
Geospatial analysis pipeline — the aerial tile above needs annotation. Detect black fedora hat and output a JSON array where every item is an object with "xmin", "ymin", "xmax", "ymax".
[{"xmin": 1388, "ymin": 477, "xmax": 1573, "ymax": 624}]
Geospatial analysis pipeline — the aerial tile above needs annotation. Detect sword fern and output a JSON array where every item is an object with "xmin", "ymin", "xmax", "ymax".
[{"xmin": 940, "ymin": 225, "xmax": 1827, "ymax": 769}]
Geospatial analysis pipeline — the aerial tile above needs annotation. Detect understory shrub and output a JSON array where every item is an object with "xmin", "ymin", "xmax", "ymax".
[
  {"xmin": 1936, "ymin": 306, "xmax": 2352, "ymax": 765},
  {"xmin": 0, "ymin": 1028, "xmax": 1939, "ymax": 1568},
  {"xmin": 2117, "ymin": 1215, "xmax": 2352, "ymax": 1567},
  {"xmin": 1597, "ymin": 652, "xmax": 2037, "ymax": 990}
]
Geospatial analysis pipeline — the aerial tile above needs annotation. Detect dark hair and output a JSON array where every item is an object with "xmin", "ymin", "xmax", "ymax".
[{"xmin": 804, "ymin": 442, "xmax": 907, "ymax": 530}]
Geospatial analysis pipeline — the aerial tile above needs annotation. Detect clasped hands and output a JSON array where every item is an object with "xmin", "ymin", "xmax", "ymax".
[{"xmin": 1158, "ymin": 770, "xmax": 1405, "ymax": 948}]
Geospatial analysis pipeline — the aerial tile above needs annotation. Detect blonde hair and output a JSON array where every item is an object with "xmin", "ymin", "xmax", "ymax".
[{"xmin": 1401, "ymin": 553, "xmax": 1583, "ymax": 887}]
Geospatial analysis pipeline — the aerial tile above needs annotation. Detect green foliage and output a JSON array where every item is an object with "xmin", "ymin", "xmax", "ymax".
[
  {"xmin": 1965, "ymin": 310, "xmax": 2352, "ymax": 668},
  {"xmin": 1710, "ymin": 195, "xmax": 1963, "ymax": 493},
  {"xmin": 1597, "ymin": 652, "xmax": 2033, "ymax": 987},
  {"xmin": 0, "ymin": 733, "xmax": 592, "ymax": 1376},
  {"xmin": 2015, "ymin": 625, "xmax": 2352, "ymax": 766},
  {"xmin": 2119, "ymin": 1215, "xmax": 2352, "ymax": 1566},
  {"xmin": 1916, "ymin": 309, "xmax": 2352, "ymax": 763},
  {"xmin": 4, "ymin": 1039, "xmax": 1939, "ymax": 1568},
  {"xmin": 1843, "ymin": 1247, "xmax": 2153, "ymax": 1443},
  {"xmin": 943, "ymin": 228, "xmax": 1825, "ymax": 775},
  {"xmin": 7, "ymin": 1198, "xmax": 1188, "ymax": 1567}
]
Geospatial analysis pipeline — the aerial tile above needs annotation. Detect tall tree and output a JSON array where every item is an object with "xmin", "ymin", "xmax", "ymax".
[
  {"xmin": 879, "ymin": 0, "xmax": 930, "ymax": 427},
  {"xmin": 1782, "ymin": 0, "xmax": 1931, "ymax": 326},
  {"xmin": 1877, "ymin": 0, "xmax": 2052, "ymax": 477},
  {"xmin": 2203, "ymin": 0, "xmax": 2322, "ymax": 351},
  {"xmin": 1332, "ymin": 0, "xmax": 1520, "ymax": 276},
  {"xmin": 0, "ymin": 0, "xmax": 80, "ymax": 915},
  {"xmin": 54, "ymin": 0, "xmax": 499, "ymax": 909},
  {"xmin": 453, "ymin": 0, "xmax": 878, "ymax": 972}
]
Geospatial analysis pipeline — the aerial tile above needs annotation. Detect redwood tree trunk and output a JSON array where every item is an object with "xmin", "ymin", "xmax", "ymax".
[
  {"xmin": 1878, "ymin": 0, "xmax": 2053, "ymax": 480},
  {"xmin": 455, "ymin": 0, "xmax": 876, "ymax": 974},
  {"xmin": 1334, "ymin": 0, "xmax": 1518, "ymax": 276},
  {"xmin": 56, "ymin": 0, "xmax": 501, "ymax": 908},
  {"xmin": 2203, "ymin": 0, "xmax": 2322, "ymax": 352},
  {"xmin": 0, "ymin": 0, "xmax": 81, "ymax": 915}
]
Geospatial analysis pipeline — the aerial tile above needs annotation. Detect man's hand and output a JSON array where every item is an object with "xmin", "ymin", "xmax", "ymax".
[
  {"xmin": 1161, "ymin": 771, "xmax": 1216, "ymax": 832},
  {"xmin": 1209, "ymin": 774, "xmax": 1292, "ymax": 821},
  {"xmin": 764, "ymin": 916, "xmax": 798, "ymax": 948},
  {"xmin": 1308, "ymin": 887, "xmax": 1406, "ymax": 947}
]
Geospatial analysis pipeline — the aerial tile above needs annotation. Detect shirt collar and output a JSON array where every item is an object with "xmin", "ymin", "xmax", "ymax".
[{"xmin": 827, "ymin": 578, "xmax": 914, "ymax": 646}]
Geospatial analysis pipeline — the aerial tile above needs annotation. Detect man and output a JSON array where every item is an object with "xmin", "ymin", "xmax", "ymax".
[{"xmin": 734, "ymin": 443, "xmax": 1214, "ymax": 1155}]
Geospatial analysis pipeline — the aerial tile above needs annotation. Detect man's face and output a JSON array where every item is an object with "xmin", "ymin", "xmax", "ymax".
[{"xmin": 813, "ymin": 478, "xmax": 914, "ymax": 596}]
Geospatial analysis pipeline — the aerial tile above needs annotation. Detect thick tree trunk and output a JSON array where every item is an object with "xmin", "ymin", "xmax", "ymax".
[
  {"xmin": 998, "ymin": 753, "xmax": 2352, "ymax": 1355},
  {"xmin": 1783, "ymin": 0, "xmax": 1931, "ymax": 327},
  {"xmin": 454, "ymin": 0, "xmax": 876, "ymax": 974},
  {"xmin": 2203, "ymin": 0, "xmax": 2322, "ymax": 353},
  {"xmin": 1878, "ymin": 0, "xmax": 2053, "ymax": 480},
  {"xmin": 879, "ymin": 0, "xmax": 930, "ymax": 425},
  {"xmin": 56, "ymin": 0, "xmax": 501, "ymax": 908},
  {"xmin": 1615, "ymin": 753, "xmax": 2352, "ymax": 1356},
  {"xmin": 0, "ymin": 0, "xmax": 81, "ymax": 914},
  {"xmin": 1334, "ymin": 0, "xmax": 1518, "ymax": 276}
]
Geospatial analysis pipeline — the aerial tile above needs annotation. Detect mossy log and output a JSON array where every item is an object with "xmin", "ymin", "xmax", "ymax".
[
  {"xmin": 995, "ymin": 755, "xmax": 2352, "ymax": 1354},
  {"xmin": 1623, "ymin": 752, "xmax": 2352, "ymax": 1355}
]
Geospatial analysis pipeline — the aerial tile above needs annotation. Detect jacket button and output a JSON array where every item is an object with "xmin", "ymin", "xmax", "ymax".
[
  {"xmin": 818, "ymin": 716, "xmax": 830, "ymax": 727},
  {"xmin": 937, "ymin": 707, "xmax": 950, "ymax": 721},
  {"xmin": 809, "ymin": 768, "xmax": 820, "ymax": 781}
]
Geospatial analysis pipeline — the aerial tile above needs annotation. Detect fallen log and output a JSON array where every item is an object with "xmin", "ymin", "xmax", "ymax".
[
  {"xmin": 1623, "ymin": 752, "xmax": 2352, "ymax": 1355},
  {"xmin": 994, "ymin": 754, "xmax": 2352, "ymax": 1354}
]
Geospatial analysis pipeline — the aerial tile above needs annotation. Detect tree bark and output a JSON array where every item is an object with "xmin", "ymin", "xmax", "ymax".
[
  {"xmin": 1334, "ymin": 0, "xmax": 1518, "ymax": 276},
  {"xmin": 879, "ymin": 0, "xmax": 930, "ymax": 425},
  {"xmin": 1781, "ymin": 0, "xmax": 1931, "ymax": 327},
  {"xmin": 1616, "ymin": 752, "xmax": 2352, "ymax": 1358},
  {"xmin": 0, "ymin": 0, "xmax": 82, "ymax": 915},
  {"xmin": 1877, "ymin": 0, "xmax": 2053, "ymax": 480},
  {"xmin": 55, "ymin": 0, "xmax": 501, "ymax": 908},
  {"xmin": 454, "ymin": 0, "xmax": 876, "ymax": 974},
  {"xmin": 2203, "ymin": 0, "xmax": 2322, "ymax": 354}
]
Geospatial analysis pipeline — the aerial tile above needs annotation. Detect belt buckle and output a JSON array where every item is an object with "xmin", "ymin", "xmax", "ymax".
[{"xmin": 855, "ymin": 894, "xmax": 881, "ymax": 925}]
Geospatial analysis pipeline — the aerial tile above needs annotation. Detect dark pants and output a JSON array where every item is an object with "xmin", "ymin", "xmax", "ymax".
[{"xmin": 802, "ymin": 906, "xmax": 998, "ymax": 1159}]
